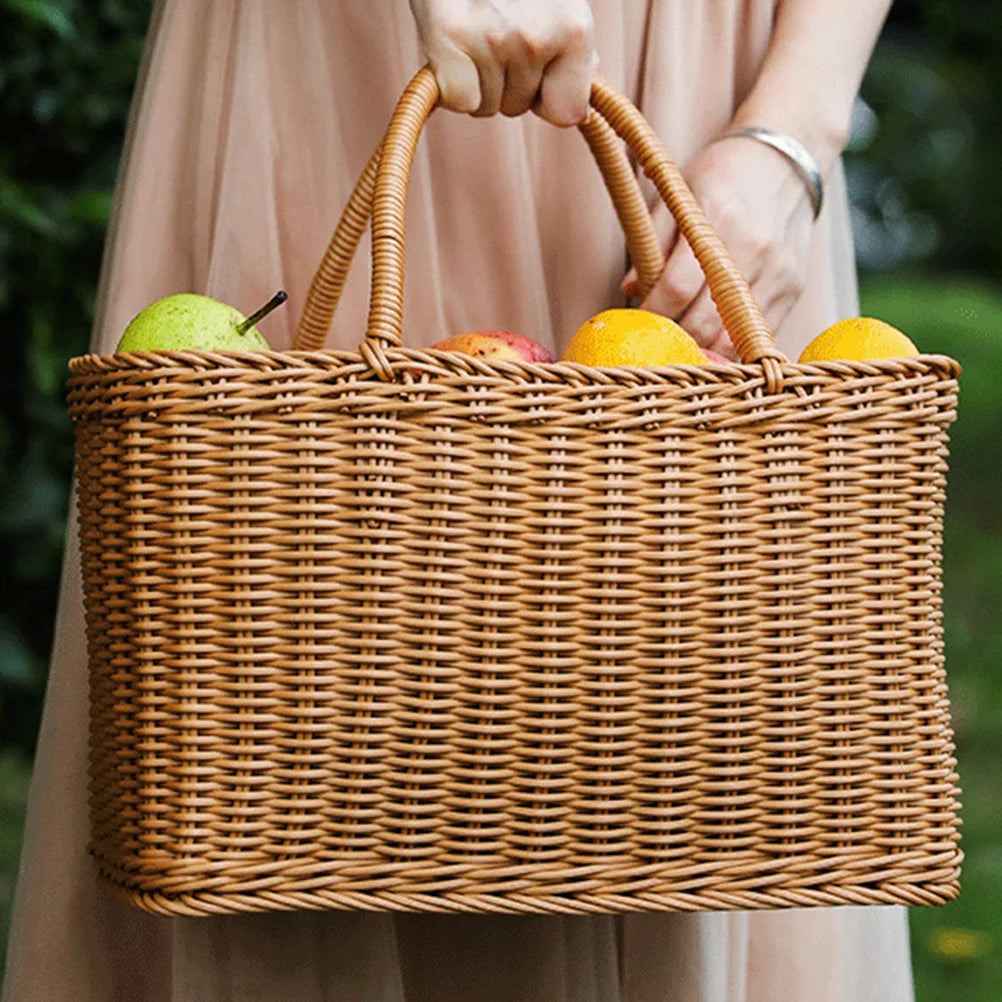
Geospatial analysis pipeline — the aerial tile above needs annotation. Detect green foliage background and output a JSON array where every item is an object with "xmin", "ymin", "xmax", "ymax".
[
  {"xmin": 0, "ymin": 1, "xmax": 998, "ymax": 997},
  {"xmin": 0, "ymin": 0, "xmax": 152, "ymax": 752}
]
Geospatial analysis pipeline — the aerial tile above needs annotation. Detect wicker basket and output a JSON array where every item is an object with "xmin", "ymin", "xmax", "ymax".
[{"xmin": 68, "ymin": 70, "xmax": 963, "ymax": 917}]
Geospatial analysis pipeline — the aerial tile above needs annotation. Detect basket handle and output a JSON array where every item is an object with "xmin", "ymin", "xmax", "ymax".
[
  {"xmin": 294, "ymin": 80, "xmax": 665, "ymax": 354},
  {"xmin": 296, "ymin": 68, "xmax": 786, "ymax": 374}
]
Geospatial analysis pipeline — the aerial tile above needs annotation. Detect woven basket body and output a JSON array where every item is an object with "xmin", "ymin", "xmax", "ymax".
[{"xmin": 68, "ymin": 72, "xmax": 963, "ymax": 917}]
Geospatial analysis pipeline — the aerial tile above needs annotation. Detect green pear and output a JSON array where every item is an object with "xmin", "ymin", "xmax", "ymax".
[{"xmin": 115, "ymin": 291, "xmax": 287, "ymax": 352}]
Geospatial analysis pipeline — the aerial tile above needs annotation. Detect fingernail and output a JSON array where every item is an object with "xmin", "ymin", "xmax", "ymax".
[{"xmin": 621, "ymin": 277, "xmax": 640, "ymax": 297}]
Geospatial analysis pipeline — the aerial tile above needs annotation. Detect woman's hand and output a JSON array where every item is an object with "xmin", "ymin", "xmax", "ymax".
[
  {"xmin": 622, "ymin": 137, "xmax": 817, "ymax": 359},
  {"xmin": 408, "ymin": 0, "xmax": 596, "ymax": 125},
  {"xmin": 622, "ymin": 0, "xmax": 894, "ymax": 358}
]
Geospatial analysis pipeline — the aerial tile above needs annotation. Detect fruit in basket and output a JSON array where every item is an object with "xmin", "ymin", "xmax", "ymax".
[
  {"xmin": 701, "ymin": 347, "xmax": 733, "ymax": 364},
  {"xmin": 115, "ymin": 290, "xmax": 287, "ymax": 352},
  {"xmin": 798, "ymin": 317, "xmax": 919, "ymax": 363},
  {"xmin": 561, "ymin": 308, "xmax": 707, "ymax": 366},
  {"xmin": 430, "ymin": 330, "xmax": 555, "ymax": 363}
]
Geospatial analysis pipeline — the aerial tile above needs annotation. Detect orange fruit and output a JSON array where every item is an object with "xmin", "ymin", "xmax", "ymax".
[
  {"xmin": 562, "ymin": 308, "xmax": 707, "ymax": 366},
  {"xmin": 798, "ymin": 317, "xmax": 919, "ymax": 362}
]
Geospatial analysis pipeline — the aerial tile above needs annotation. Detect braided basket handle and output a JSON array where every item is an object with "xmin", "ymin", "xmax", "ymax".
[
  {"xmin": 296, "ymin": 67, "xmax": 785, "ymax": 372},
  {"xmin": 295, "ymin": 73, "xmax": 664, "ymax": 353}
]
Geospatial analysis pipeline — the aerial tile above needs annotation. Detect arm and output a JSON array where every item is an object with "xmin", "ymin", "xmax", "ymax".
[
  {"xmin": 733, "ymin": 0, "xmax": 894, "ymax": 176},
  {"xmin": 408, "ymin": 0, "xmax": 596, "ymax": 125},
  {"xmin": 627, "ymin": 0, "xmax": 894, "ymax": 356}
]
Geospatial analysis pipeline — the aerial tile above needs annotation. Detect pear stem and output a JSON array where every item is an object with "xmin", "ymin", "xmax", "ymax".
[{"xmin": 237, "ymin": 290, "xmax": 288, "ymax": 334}]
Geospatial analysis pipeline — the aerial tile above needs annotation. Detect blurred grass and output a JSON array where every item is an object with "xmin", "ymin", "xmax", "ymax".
[
  {"xmin": 859, "ymin": 272, "xmax": 1002, "ymax": 1001},
  {"xmin": 0, "ymin": 272, "xmax": 998, "ymax": 997}
]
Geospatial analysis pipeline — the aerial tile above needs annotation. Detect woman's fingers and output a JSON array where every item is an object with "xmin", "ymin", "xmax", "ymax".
[
  {"xmin": 472, "ymin": 49, "xmax": 506, "ymax": 117},
  {"xmin": 410, "ymin": 0, "xmax": 596, "ymax": 125},
  {"xmin": 640, "ymin": 238, "xmax": 705, "ymax": 326},
  {"xmin": 500, "ymin": 62, "xmax": 546, "ymax": 118},
  {"xmin": 677, "ymin": 286, "xmax": 735, "ymax": 355},
  {"xmin": 534, "ymin": 22, "xmax": 595, "ymax": 126},
  {"xmin": 424, "ymin": 38, "xmax": 482, "ymax": 114},
  {"xmin": 624, "ymin": 136, "xmax": 815, "ymax": 354}
]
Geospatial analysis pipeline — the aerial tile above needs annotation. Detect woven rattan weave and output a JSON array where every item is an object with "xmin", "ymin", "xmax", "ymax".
[{"xmin": 68, "ymin": 70, "xmax": 962, "ymax": 917}]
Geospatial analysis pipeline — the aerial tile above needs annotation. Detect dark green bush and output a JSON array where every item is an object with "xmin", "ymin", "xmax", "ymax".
[
  {"xmin": 0, "ymin": 0, "xmax": 152, "ymax": 753},
  {"xmin": 845, "ymin": 7, "xmax": 1002, "ymax": 275}
]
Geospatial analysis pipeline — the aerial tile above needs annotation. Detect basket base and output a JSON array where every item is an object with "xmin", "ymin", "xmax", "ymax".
[{"xmin": 96, "ymin": 864, "xmax": 961, "ymax": 918}]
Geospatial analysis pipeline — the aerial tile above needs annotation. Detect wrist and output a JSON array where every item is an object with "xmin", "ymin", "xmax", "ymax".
[
  {"xmin": 719, "ymin": 126, "xmax": 825, "ymax": 219},
  {"xmin": 727, "ymin": 0, "xmax": 893, "ymax": 180},
  {"xmin": 730, "ymin": 94, "xmax": 849, "ymax": 180}
]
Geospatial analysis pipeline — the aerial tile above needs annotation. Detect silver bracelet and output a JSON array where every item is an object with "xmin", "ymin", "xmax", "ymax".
[{"xmin": 723, "ymin": 126, "xmax": 824, "ymax": 220}]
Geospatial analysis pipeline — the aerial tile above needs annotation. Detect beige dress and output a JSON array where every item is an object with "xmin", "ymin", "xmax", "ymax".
[{"xmin": 3, "ymin": 2, "xmax": 915, "ymax": 1000}]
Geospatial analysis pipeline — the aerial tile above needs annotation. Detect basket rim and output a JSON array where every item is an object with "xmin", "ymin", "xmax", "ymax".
[{"xmin": 67, "ymin": 348, "xmax": 963, "ymax": 384}]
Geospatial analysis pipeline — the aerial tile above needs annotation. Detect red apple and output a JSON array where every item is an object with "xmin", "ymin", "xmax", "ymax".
[
  {"xmin": 430, "ymin": 330, "xmax": 555, "ymax": 363},
  {"xmin": 701, "ymin": 347, "xmax": 735, "ymax": 364}
]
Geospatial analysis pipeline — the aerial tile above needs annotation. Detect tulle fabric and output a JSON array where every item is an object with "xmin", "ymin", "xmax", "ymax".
[{"xmin": 3, "ymin": 1, "xmax": 913, "ymax": 999}]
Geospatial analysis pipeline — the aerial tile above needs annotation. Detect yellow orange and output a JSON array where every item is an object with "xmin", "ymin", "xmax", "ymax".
[
  {"xmin": 562, "ymin": 308, "xmax": 707, "ymax": 367},
  {"xmin": 798, "ymin": 317, "xmax": 919, "ymax": 363}
]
